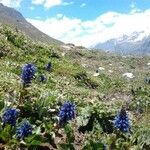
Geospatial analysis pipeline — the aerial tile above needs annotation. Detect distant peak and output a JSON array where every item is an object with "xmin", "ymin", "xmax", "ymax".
[{"xmin": 0, "ymin": 3, "xmax": 4, "ymax": 6}]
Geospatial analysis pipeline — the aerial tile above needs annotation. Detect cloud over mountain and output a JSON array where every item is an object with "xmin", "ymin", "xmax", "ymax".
[{"xmin": 27, "ymin": 9, "xmax": 150, "ymax": 47}]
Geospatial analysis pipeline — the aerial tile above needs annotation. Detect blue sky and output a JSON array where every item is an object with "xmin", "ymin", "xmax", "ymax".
[
  {"xmin": 1, "ymin": 0, "xmax": 150, "ymax": 46},
  {"xmin": 17, "ymin": 0, "xmax": 150, "ymax": 20}
]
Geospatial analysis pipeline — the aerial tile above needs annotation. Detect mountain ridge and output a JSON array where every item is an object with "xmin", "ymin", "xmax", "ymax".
[
  {"xmin": 0, "ymin": 3, "xmax": 62, "ymax": 45},
  {"xmin": 93, "ymin": 31, "xmax": 150, "ymax": 55}
]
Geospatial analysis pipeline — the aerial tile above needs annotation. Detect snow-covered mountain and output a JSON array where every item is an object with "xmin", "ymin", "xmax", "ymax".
[{"xmin": 93, "ymin": 31, "xmax": 150, "ymax": 55}]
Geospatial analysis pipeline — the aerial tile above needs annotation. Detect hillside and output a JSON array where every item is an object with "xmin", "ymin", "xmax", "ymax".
[
  {"xmin": 0, "ymin": 25, "xmax": 150, "ymax": 149},
  {"xmin": 0, "ymin": 3, "xmax": 62, "ymax": 45}
]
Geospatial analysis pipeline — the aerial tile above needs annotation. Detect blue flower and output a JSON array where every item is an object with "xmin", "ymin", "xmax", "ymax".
[
  {"xmin": 39, "ymin": 74, "xmax": 47, "ymax": 82},
  {"xmin": 58, "ymin": 102, "xmax": 76, "ymax": 125},
  {"xmin": 113, "ymin": 108, "xmax": 130, "ymax": 132},
  {"xmin": 3, "ymin": 108, "xmax": 18, "ymax": 126},
  {"xmin": 21, "ymin": 63, "xmax": 36, "ymax": 85},
  {"xmin": 16, "ymin": 121, "xmax": 32, "ymax": 140},
  {"xmin": 46, "ymin": 62, "xmax": 51, "ymax": 72}
]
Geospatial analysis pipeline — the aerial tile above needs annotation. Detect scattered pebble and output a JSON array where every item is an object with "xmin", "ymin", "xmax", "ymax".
[
  {"xmin": 122, "ymin": 73, "xmax": 134, "ymax": 79},
  {"xmin": 61, "ymin": 52, "xmax": 65, "ymax": 57},
  {"xmin": 93, "ymin": 72, "xmax": 100, "ymax": 76},
  {"xmin": 98, "ymin": 67, "xmax": 105, "ymax": 71},
  {"xmin": 82, "ymin": 64, "xmax": 87, "ymax": 67},
  {"xmin": 108, "ymin": 70, "xmax": 113, "ymax": 73}
]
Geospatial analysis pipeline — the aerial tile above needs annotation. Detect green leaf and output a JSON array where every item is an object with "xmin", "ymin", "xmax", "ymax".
[
  {"xmin": 76, "ymin": 106, "xmax": 92, "ymax": 127},
  {"xmin": 25, "ymin": 134, "xmax": 44, "ymax": 146},
  {"xmin": 0, "ymin": 125, "xmax": 13, "ymax": 142},
  {"xmin": 82, "ymin": 140, "xmax": 104, "ymax": 150},
  {"xmin": 59, "ymin": 143, "xmax": 75, "ymax": 150},
  {"xmin": 0, "ymin": 100, "xmax": 4, "ymax": 111},
  {"xmin": 64, "ymin": 124, "xmax": 75, "ymax": 144}
]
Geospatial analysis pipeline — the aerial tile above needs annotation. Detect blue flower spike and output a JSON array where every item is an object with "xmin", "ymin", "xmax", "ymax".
[
  {"xmin": 113, "ymin": 108, "xmax": 130, "ymax": 132},
  {"xmin": 21, "ymin": 63, "xmax": 36, "ymax": 86},
  {"xmin": 3, "ymin": 108, "xmax": 18, "ymax": 126},
  {"xmin": 39, "ymin": 74, "xmax": 47, "ymax": 82},
  {"xmin": 16, "ymin": 121, "xmax": 32, "ymax": 140},
  {"xmin": 46, "ymin": 62, "xmax": 52, "ymax": 72},
  {"xmin": 58, "ymin": 102, "xmax": 76, "ymax": 125}
]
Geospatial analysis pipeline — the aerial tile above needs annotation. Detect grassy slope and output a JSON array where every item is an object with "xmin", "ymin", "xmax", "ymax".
[{"xmin": 0, "ymin": 25, "xmax": 150, "ymax": 149}]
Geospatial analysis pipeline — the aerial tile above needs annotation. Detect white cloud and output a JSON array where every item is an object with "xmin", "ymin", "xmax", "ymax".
[
  {"xmin": 31, "ymin": 0, "xmax": 74, "ymax": 9},
  {"xmin": 130, "ymin": 1, "xmax": 141, "ymax": 14},
  {"xmin": 62, "ymin": 1, "xmax": 74, "ymax": 6},
  {"xmin": 130, "ymin": 1, "xmax": 136, "ymax": 9},
  {"xmin": 35, "ymin": 16, "xmax": 41, "ymax": 19},
  {"xmin": 27, "ymin": 9, "xmax": 150, "ymax": 47},
  {"xmin": 0, "ymin": 0, "xmax": 22, "ymax": 7},
  {"xmin": 130, "ymin": 8, "xmax": 141, "ymax": 14},
  {"xmin": 29, "ymin": 6, "xmax": 35, "ymax": 10},
  {"xmin": 80, "ymin": 3, "xmax": 86, "ymax": 7},
  {"xmin": 56, "ymin": 13, "xmax": 64, "ymax": 18},
  {"xmin": 32, "ymin": 0, "xmax": 44, "ymax": 4},
  {"xmin": 32, "ymin": 0, "xmax": 62, "ymax": 9}
]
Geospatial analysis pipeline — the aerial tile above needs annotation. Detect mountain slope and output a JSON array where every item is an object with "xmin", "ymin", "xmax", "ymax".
[
  {"xmin": 93, "ymin": 31, "xmax": 150, "ymax": 55},
  {"xmin": 0, "ymin": 3, "xmax": 62, "ymax": 45}
]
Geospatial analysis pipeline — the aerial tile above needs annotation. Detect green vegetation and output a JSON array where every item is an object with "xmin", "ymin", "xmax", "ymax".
[{"xmin": 0, "ymin": 25, "xmax": 150, "ymax": 149}]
